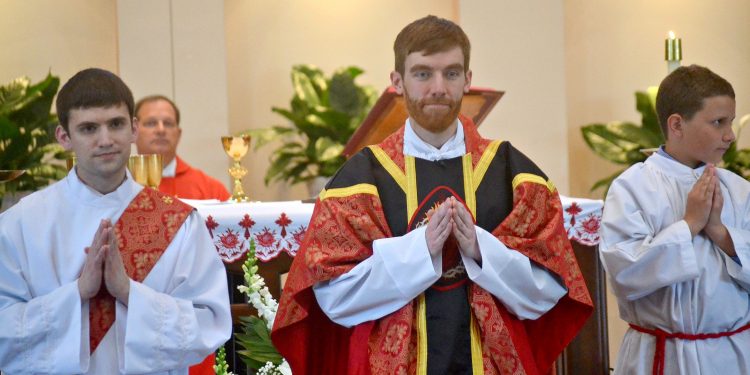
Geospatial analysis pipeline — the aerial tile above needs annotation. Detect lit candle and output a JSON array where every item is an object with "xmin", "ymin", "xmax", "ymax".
[{"xmin": 665, "ymin": 31, "xmax": 682, "ymax": 73}]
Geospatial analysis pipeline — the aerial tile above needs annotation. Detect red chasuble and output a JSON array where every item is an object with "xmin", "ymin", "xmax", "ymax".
[
  {"xmin": 88, "ymin": 187, "xmax": 193, "ymax": 353},
  {"xmin": 158, "ymin": 157, "xmax": 230, "ymax": 201},
  {"xmin": 272, "ymin": 117, "xmax": 593, "ymax": 374}
]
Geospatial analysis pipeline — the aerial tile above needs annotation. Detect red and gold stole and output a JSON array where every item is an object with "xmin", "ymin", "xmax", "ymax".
[{"xmin": 88, "ymin": 188, "xmax": 192, "ymax": 353}]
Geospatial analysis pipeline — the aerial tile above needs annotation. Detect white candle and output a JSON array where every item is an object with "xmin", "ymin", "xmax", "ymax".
[{"xmin": 665, "ymin": 31, "xmax": 682, "ymax": 73}]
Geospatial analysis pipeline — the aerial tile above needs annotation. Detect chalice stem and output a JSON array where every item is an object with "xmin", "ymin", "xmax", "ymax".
[{"xmin": 229, "ymin": 160, "xmax": 249, "ymax": 201}]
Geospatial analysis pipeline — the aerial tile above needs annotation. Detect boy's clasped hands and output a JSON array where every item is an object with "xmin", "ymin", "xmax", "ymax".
[{"xmin": 685, "ymin": 164, "xmax": 736, "ymax": 256}]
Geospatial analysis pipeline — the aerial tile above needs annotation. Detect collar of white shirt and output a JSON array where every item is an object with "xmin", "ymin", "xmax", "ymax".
[
  {"xmin": 162, "ymin": 157, "xmax": 177, "ymax": 177},
  {"xmin": 403, "ymin": 118, "xmax": 466, "ymax": 161}
]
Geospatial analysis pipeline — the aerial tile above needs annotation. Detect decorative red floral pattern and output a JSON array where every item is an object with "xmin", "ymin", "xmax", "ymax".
[
  {"xmin": 206, "ymin": 211, "xmax": 306, "ymax": 262},
  {"xmin": 272, "ymin": 121, "xmax": 593, "ymax": 374},
  {"xmin": 564, "ymin": 201, "xmax": 602, "ymax": 246},
  {"xmin": 205, "ymin": 215, "xmax": 218, "ymax": 237},
  {"xmin": 239, "ymin": 214, "xmax": 255, "ymax": 239},
  {"xmin": 89, "ymin": 188, "xmax": 191, "ymax": 353}
]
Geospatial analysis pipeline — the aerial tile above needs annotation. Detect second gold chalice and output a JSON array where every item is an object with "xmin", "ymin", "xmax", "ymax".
[
  {"xmin": 221, "ymin": 135, "xmax": 251, "ymax": 202},
  {"xmin": 128, "ymin": 154, "xmax": 162, "ymax": 188}
]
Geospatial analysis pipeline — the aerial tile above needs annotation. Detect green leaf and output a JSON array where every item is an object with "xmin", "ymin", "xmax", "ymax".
[
  {"xmin": 339, "ymin": 66, "xmax": 365, "ymax": 79},
  {"xmin": 243, "ymin": 127, "xmax": 288, "ymax": 150},
  {"xmin": 266, "ymin": 152, "xmax": 298, "ymax": 181},
  {"xmin": 315, "ymin": 137, "xmax": 344, "ymax": 162},
  {"xmin": 0, "ymin": 77, "xmax": 32, "ymax": 115},
  {"xmin": 292, "ymin": 69, "xmax": 321, "ymax": 108},
  {"xmin": 635, "ymin": 89, "xmax": 662, "ymax": 137},
  {"xmin": 0, "ymin": 115, "xmax": 21, "ymax": 143},
  {"xmin": 271, "ymin": 107, "xmax": 302, "ymax": 125},
  {"xmin": 329, "ymin": 71, "xmax": 361, "ymax": 116},
  {"xmin": 581, "ymin": 123, "xmax": 649, "ymax": 165},
  {"xmin": 294, "ymin": 64, "xmax": 327, "ymax": 95},
  {"xmin": 234, "ymin": 316, "xmax": 283, "ymax": 369},
  {"xmin": 236, "ymin": 350, "xmax": 265, "ymax": 369}
]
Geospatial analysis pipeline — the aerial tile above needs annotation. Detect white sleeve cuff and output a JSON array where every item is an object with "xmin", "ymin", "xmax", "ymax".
[
  {"xmin": 461, "ymin": 226, "xmax": 567, "ymax": 320},
  {"xmin": 313, "ymin": 226, "xmax": 441, "ymax": 327}
]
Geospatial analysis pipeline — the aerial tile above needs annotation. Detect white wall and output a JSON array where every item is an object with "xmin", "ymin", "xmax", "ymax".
[
  {"xmin": 118, "ymin": 0, "xmax": 230, "ymax": 188},
  {"xmin": 0, "ymin": 0, "xmax": 118, "ymax": 91},
  {"xmin": 461, "ymin": 1, "xmax": 569, "ymax": 193}
]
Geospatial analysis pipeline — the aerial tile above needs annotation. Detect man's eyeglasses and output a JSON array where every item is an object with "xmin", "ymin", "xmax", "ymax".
[{"xmin": 140, "ymin": 119, "xmax": 178, "ymax": 129}]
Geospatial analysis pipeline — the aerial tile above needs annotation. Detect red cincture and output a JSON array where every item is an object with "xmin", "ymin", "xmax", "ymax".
[{"xmin": 629, "ymin": 322, "xmax": 750, "ymax": 375}]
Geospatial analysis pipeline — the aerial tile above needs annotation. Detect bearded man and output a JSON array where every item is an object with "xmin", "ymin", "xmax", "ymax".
[{"xmin": 271, "ymin": 15, "xmax": 592, "ymax": 374}]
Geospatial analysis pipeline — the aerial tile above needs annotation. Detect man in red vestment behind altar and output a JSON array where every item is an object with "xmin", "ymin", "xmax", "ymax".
[
  {"xmin": 135, "ymin": 95, "xmax": 230, "ymax": 202},
  {"xmin": 135, "ymin": 95, "xmax": 229, "ymax": 374},
  {"xmin": 271, "ymin": 15, "xmax": 593, "ymax": 374}
]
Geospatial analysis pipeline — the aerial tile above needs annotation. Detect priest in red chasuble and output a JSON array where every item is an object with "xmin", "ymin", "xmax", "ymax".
[
  {"xmin": 0, "ymin": 68, "xmax": 231, "ymax": 374},
  {"xmin": 135, "ymin": 95, "xmax": 230, "ymax": 201},
  {"xmin": 272, "ymin": 15, "xmax": 593, "ymax": 375}
]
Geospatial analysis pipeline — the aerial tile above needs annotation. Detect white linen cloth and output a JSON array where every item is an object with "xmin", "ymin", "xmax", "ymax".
[
  {"xmin": 313, "ymin": 119, "xmax": 566, "ymax": 327},
  {"xmin": 600, "ymin": 152, "xmax": 750, "ymax": 374},
  {"xmin": 0, "ymin": 169, "xmax": 232, "ymax": 374}
]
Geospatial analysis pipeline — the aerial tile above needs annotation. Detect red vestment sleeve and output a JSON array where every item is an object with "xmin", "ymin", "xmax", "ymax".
[
  {"xmin": 493, "ymin": 181, "xmax": 594, "ymax": 374},
  {"xmin": 271, "ymin": 192, "xmax": 391, "ymax": 374}
]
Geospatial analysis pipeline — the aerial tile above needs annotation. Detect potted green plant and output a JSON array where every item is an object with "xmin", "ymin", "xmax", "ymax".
[
  {"xmin": 581, "ymin": 87, "xmax": 750, "ymax": 195},
  {"xmin": 0, "ymin": 74, "xmax": 67, "ymax": 210},
  {"xmin": 245, "ymin": 65, "xmax": 378, "ymax": 194}
]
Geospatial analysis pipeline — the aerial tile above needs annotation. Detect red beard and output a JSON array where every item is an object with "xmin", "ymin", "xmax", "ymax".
[{"xmin": 404, "ymin": 88, "xmax": 462, "ymax": 133}]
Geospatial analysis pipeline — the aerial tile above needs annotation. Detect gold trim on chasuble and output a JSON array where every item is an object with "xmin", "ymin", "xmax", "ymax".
[
  {"xmin": 319, "ymin": 183, "xmax": 379, "ymax": 201},
  {"xmin": 416, "ymin": 294, "xmax": 428, "ymax": 375},
  {"xmin": 511, "ymin": 172, "xmax": 556, "ymax": 193},
  {"xmin": 368, "ymin": 143, "xmax": 504, "ymax": 374}
]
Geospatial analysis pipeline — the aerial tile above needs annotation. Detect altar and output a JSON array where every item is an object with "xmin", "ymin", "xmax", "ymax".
[{"xmin": 187, "ymin": 196, "xmax": 609, "ymax": 375}]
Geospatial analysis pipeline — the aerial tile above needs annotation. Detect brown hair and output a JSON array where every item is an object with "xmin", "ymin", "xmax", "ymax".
[
  {"xmin": 135, "ymin": 95, "xmax": 181, "ymax": 125},
  {"xmin": 656, "ymin": 64, "xmax": 734, "ymax": 139},
  {"xmin": 56, "ymin": 68, "xmax": 135, "ymax": 132},
  {"xmin": 393, "ymin": 15, "xmax": 471, "ymax": 75}
]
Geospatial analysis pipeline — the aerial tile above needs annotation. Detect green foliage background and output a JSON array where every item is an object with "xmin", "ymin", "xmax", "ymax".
[
  {"xmin": 0, "ymin": 74, "xmax": 67, "ymax": 209},
  {"xmin": 581, "ymin": 87, "xmax": 750, "ymax": 196},
  {"xmin": 244, "ymin": 65, "xmax": 378, "ymax": 186}
]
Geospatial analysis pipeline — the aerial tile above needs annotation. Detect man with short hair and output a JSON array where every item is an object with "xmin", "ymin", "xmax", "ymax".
[
  {"xmin": 0, "ymin": 68, "xmax": 232, "ymax": 374},
  {"xmin": 272, "ymin": 15, "xmax": 592, "ymax": 374},
  {"xmin": 135, "ymin": 95, "xmax": 230, "ymax": 200},
  {"xmin": 600, "ymin": 65, "xmax": 750, "ymax": 375}
]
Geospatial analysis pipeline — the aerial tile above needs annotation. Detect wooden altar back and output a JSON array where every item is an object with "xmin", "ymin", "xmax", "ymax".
[{"xmin": 342, "ymin": 86, "xmax": 503, "ymax": 157}]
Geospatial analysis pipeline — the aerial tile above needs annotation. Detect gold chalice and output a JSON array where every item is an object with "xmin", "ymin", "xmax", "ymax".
[
  {"xmin": 128, "ymin": 154, "xmax": 148, "ymax": 186},
  {"xmin": 66, "ymin": 153, "xmax": 77, "ymax": 171},
  {"xmin": 221, "ymin": 135, "xmax": 251, "ymax": 202},
  {"xmin": 145, "ymin": 154, "xmax": 163, "ymax": 188},
  {"xmin": 128, "ymin": 154, "xmax": 162, "ymax": 188}
]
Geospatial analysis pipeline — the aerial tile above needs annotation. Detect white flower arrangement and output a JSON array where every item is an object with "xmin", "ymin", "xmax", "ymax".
[
  {"xmin": 216, "ymin": 239, "xmax": 289, "ymax": 374},
  {"xmin": 237, "ymin": 259, "xmax": 279, "ymax": 331},
  {"xmin": 257, "ymin": 360, "xmax": 292, "ymax": 375}
]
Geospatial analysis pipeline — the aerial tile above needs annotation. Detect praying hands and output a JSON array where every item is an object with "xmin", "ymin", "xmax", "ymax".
[
  {"xmin": 425, "ymin": 197, "xmax": 481, "ymax": 262},
  {"xmin": 77, "ymin": 219, "xmax": 131, "ymax": 304},
  {"xmin": 685, "ymin": 164, "xmax": 735, "ymax": 257}
]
